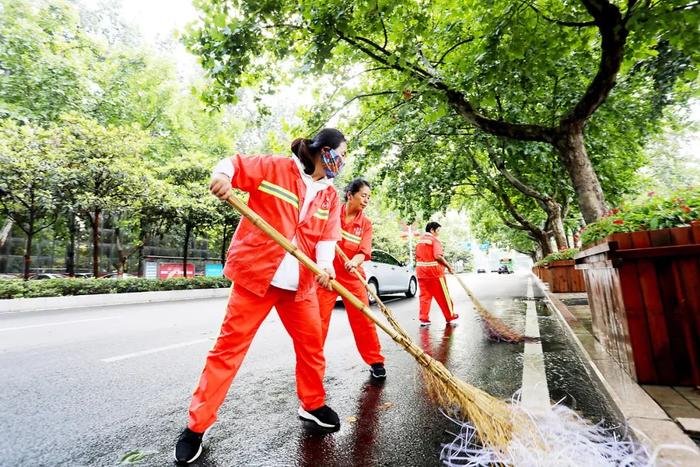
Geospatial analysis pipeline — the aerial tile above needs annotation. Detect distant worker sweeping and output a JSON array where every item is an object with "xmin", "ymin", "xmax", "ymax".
[
  {"xmin": 415, "ymin": 221, "xmax": 459, "ymax": 327},
  {"xmin": 174, "ymin": 128, "xmax": 347, "ymax": 465}
]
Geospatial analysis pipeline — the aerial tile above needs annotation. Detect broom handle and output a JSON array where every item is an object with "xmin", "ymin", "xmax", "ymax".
[
  {"xmin": 334, "ymin": 245, "xmax": 410, "ymax": 338},
  {"xmin": 451, "ymin": 272, "xmax": 488, "ymax": 312},
  {"xmin": 225, "ymin": 194, "xmax": 406, "ymax": 343}
]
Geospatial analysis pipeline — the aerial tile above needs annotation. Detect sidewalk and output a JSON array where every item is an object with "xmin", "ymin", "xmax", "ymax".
[{"xmin": 537, "ymin": 277, "xmax": 700, "ymax": 466}]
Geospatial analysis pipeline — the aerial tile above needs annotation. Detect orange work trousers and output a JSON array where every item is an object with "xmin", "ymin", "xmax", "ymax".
[
  {"xmin": 317, "ymin": 276, "xmax": 384, "ymax": 366},
  {"xmin": 418, "ymin": 276, "xmax": 457, "ymax": 323},
  {"xmin": 188, "ymin": 283, "xmax": 326, "ymax": 433}
]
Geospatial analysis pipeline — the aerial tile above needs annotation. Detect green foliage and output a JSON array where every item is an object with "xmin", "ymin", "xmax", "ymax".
[
  {"xmin": 0, "ymin": 121, "xmax": 64, "ymax": 232},
  {"xmin": 580, "ymin": 187, "xmax": 700, "ymax": 245},
  {"xmin": 0, "ymin": 276, "xmax": 232, "ymax": 299},
  {"xmin": 0, "ymin": 0, "xmax": 242, "ymax": 275},
  {"xmin": 534, "ymin": 248, "xmax": 579, "ymax": 267}
]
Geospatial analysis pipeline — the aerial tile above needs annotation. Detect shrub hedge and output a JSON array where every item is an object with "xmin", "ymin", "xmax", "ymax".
[
  {"xmin": 0, "ymin": 276, "xmax": 232, "ymax": 300},
  {"xmin": 534, "ymin": 248, "xmax": 580, "ymax": 267}
]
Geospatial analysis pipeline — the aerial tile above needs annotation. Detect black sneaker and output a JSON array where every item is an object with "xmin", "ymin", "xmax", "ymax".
[
  {"xmin": 174, "ymin": 428, "xmax": 203, "ymax": 465},
  {"xmin": 298, "ymin": 405, "xmax": 340, "ymax": 431},
  {"xmin": 369, "ymin": 363, "xmax": 387, "ymax": 379}
]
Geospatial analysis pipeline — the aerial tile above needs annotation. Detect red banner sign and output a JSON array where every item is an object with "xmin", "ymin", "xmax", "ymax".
[{"xmin": 158, "ymin": 263, "xmax": 195, "ymax": 279}]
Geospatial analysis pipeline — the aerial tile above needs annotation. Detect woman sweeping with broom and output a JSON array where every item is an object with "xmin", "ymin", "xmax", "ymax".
[
  {"xmin": 317, "ymin": 178, "xmax": 386, "ymax": 380},
  {"xmin": 174, "ymin": 128, "xmax": 347, "ymax": 465}
]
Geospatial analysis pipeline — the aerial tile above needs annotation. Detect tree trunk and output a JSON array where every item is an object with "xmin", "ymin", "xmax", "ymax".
[
  {"xmin": 535, "ymin": 230, "xmax": 553, "ymax": 258},
  {"xmin": 220, "ymin": 223, "xmax": 228, "ymax": 264},
  {"xmin": 183, "ymin": 224, "xmax": 192, "ymax": 278},
  {"xmin": 546, "ymin": 201, "xmax": 569, "ymax": 250},
  {"xmin": 91, "ymin": 210, "xmax": 101, "ymax": 278},
  {"xmin": 137, "ymin": 242, "xmax": 145, "ymax": 277},
  {"xmin": 554, "ymin": 126, "xmax": 606, "ymax": 224},
  {"xmin": 65, "ymin": 212, "xmax": 77, "ymax": 276},
  {"xmin": 0, "ymin": 218, "xmax": 13, "ymax": 248},
  {"xmin": 115, "ymin": 226, "xmax": 125, "ymax": 275},
  {"xmin": 23, "ymin": 230, "xmax": 33, "ymax": 280}
]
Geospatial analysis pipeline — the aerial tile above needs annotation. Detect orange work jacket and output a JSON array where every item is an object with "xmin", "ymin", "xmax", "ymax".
[
  {"xmin": 334, "ymin": 203, "xmax": 373, "ymax": 282},
  {"xmin": 415, "ymin": 232, "xmax": 445, "ymax": 279},
  {"xmin": 222, "ymin": 154, "xmax": 341, "ymax": 300}
]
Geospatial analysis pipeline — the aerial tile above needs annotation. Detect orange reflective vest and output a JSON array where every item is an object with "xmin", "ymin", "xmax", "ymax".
[
  {"xmin": 334, "ymin": 203, "xmax": 373, "ymax": 282},
  {"xmin": 222, "ymin": 154, "xmax": 341, "ymax": 300},
  {"xmin": 415, "ymin": 232, "xmax": 445, "ymax": 279}
]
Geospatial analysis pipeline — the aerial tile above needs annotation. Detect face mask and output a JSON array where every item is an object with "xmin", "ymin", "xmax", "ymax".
[{"xmin": 321, "ymin": 148, "xmax": 345, "ymax": 178}]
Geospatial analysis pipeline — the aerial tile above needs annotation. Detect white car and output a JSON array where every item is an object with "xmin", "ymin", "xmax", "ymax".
[{"xmin": 364, "ymin": 250, "xmax": 417, "ymax": 304}]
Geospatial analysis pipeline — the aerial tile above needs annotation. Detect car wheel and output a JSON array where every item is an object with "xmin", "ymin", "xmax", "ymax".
[
  {"xmin": 405, "ymin": 276, "xmax": 417, "ymax": 298},
  {"xmin": 367, "ymin": 278, "xmax": 379, "ymax": 305}
]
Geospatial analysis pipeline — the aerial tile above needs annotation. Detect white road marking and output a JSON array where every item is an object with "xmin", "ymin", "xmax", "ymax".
[
  {"xmin": 101, "ymin": 338, "xmax": 211, "ymax": 363},
  {"xmin": 0, "ymin": 317, "xmax": 117, "ymax": 332},
  {"xmin": 521, "ymin": 277, "xmax": 550, "ymax": 411}
]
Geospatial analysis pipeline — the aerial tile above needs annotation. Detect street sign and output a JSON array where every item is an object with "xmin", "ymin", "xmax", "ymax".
[
  {"xmin": 144, "ymin": 261, "xmax": 158, "ymax": 279},
  {"xmin": 158, "ymin": 263, "xmax": 194, "ymax": 279},
  {"xmin": 205, "ymin": 263, "xmax": 224, "ymax": 277}
]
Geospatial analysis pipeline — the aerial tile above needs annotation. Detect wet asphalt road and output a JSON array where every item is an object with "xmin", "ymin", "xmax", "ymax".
[{"xmin": 0, "ymin": 273, "xmax": 622, "ymax": 466}]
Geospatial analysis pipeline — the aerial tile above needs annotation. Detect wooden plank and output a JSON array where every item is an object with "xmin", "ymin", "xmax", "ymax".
[
  {"xmin": 614, "ymin": 243, "xmax": 700, "ymax": 259},
  {"xmin": 574, "ymin": 241, "xmax": 618, "ymax": 260},
  {"xmin": 621, "ymin": 231, "xmax": 660, "ymax": 382},
  {"xmin": 669, "ymin": 228, "xmax": 700, "ymax": 386},
  {"xmin": 648, "ymin": 229, "xmax": 684, "ymax": 384},
  {"xmin": 575, "ymin": 259, "xmax": 617, "ymax": 270}
]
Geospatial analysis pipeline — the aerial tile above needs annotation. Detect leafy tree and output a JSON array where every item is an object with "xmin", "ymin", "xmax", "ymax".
[
  {"xmin": 185, "ymin": 0, "xmax": 699, "ymax": 224},
  {"xmin": 162, "ymin": 153, "xmax": 222, "ymax": 277},
  {"xmin": 60, "ymin": 115, "xmax": 148, "ymax": 277},
  {"xmin": 0, "ymin": 0, "xmax": 97, "ymax": 123},
  {"xmin": 0, "ymin": 121, "xmax": 63, "ymax": 278}
]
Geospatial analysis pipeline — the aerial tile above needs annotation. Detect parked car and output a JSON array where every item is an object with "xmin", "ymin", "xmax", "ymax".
[
  {"xmin": 0, "ymin": 273, "xmax": 19, "ymax": 280},
  {"xmin": 364, "ymin": 250, "xmax": 417, "ymax": 304},
  {"xmin": 73, "ymin": 273, "xmax": 93, "ymax": 279},
  {"xmin": 100, "ymin": 272, "xmax": 138, "ymax": 279},
  {"xmin": 497, "ymin": 265, "xmax": 514, "ymax": 274},
  {"xmin": 476, "ymin": 268, "xmax": 486, "ymax": 274},
  {"xmin": 28, "ymin": 273, "xmax": 65, "ymax": 280}
]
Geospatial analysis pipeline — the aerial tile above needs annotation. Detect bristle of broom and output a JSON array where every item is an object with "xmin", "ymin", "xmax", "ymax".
[
  {"xmin": 399, "ymin": 331, "xmax": 526, "ymax": 452},
  {"xmin": 454, "ymin": 274, "xmax": 528, "ymax": 343}
]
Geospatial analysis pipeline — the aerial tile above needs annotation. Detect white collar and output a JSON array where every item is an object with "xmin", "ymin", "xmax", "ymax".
[{"xmin": 292, "ymin": 155, "xmax": 333, "ymax": 189}]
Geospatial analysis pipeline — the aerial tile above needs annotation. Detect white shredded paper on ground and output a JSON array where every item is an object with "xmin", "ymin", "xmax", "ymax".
[{"xmin": 440, "ymin": 394, "xmax": 696, "ymax": 466}]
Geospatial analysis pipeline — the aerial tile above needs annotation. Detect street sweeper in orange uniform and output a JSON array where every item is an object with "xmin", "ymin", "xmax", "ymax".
[
  {"xmin": 174, "ymin": 129, "xmax": 347, "ymax": 465},
  {"xmin": 317, "ymin": 178, "xmax": 386, "ymax": 379},
  {"xmin": 415, "ymin": 221, "xmax": 459, "ymax": 327}
]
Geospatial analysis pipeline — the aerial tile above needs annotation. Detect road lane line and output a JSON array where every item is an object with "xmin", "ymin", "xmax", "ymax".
[
  {"xmin": 521, "ymin": 277, "xmax": 550, "ymax": 411},
  {"xmin": 101, "ymin": 338, "xmax": 211, "ymax": 363},
  {"xmin": 0, "ymin": 317, "xmax": 117, "ymax": 332}
]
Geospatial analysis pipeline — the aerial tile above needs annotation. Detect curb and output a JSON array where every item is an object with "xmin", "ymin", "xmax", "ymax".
[
  {"xmin": 0, "ymin": 287, "xmax": 231, "ymax": 313},
  {"xmin": 534, "ymin": 273, "xmax": 700, "ymax": 465}
]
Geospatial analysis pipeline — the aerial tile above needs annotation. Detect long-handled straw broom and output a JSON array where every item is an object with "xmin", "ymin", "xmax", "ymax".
[
  {"xmin": 224, "ymin": 193, "xmax": 517, "ymax": 452},
  {"xmin": 450, "ymin": 272, "xmax": 528, "ymax": 343},
  {"xmin": 334, "ymin": 245, "xmax": 411, "ymax": 340}
]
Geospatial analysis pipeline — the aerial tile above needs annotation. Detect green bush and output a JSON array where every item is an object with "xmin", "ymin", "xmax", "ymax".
[
  {"xmin": 579, "ymin": 187, "xmax": 700, "ymax": 246},
  {"xmin": 0, "ymin": 276, "xmax": 232, "ymax": 300},
  {"xmin": 534, "ymin": 248, "xmax": 580, "ymax": 267}
]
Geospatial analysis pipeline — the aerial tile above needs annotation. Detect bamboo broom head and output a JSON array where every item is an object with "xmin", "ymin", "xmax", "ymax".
[
  {"xmin": 415, "ymin": 346, "xmax": 520, "ymax": 452},
  {"xmin": 454, "ymin": 274, "xmax": 528, "ymax": 343}
]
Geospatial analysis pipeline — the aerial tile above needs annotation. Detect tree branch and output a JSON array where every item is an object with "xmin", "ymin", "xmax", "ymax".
[
  {"xmin": 337, "ymin": 29, "xmax": 553, "ymax": 143},
  {"xmin": 524, "ymin": 1, "xmax": 596, "ymax": 27},
  {"xmin": 435, "ymin": 37, "xmax": 475, "ymax": 66},
  {"xmin": 488, "ymin": 149, "xmax": 550, "ymax": 202},
  {"xmin": 562, "ymin": 0, "xmax": 628, "ymax": 124}
]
